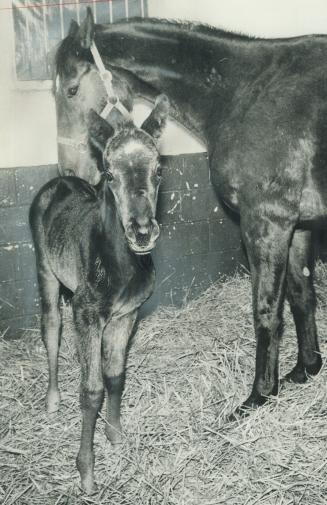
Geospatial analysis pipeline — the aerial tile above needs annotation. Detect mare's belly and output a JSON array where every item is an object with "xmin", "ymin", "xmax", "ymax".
[{"xmin": 299, "ymin": 185, "xmax": 327, "ymax": 224}]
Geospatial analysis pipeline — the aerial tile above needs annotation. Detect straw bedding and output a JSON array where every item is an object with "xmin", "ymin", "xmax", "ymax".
[{"xmin": 1, "ymin": 263, "xmax": 327, "ymax": 504}]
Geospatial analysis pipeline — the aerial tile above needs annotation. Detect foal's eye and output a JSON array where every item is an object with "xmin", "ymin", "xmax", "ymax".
[
  {"xmin": 67, "ymin": 85, "xmax": 79, "ymax": 97},
  {"xmin": 106, "ymin": 171, "xmax": 114, "ymax": 182}
]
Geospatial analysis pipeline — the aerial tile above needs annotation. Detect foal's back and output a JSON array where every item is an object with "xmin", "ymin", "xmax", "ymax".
[{"xmin": 30, "ymin": 176, "xmax": 109, "ymax": 293}]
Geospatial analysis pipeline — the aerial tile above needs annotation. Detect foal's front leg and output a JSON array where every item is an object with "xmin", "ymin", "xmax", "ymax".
[
  {"xmin": 235, "ymin": 216, "xmax": 294, "ymax": 415},
  {"xmin": 73, "ymin": 297, "xmax": 104, "ymax": 494},
  {"xmin": 102, "ymin": 311, "xmax": 137, "ymax": 445}
]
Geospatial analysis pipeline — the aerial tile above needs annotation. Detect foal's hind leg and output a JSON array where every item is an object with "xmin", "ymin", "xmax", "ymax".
[
  {"xmin": 284, "ymin": 229, "xmax": 322, "ymax": 383},
  {"xmin": 102, "ymin": 311, "xmax": 137, "ymax": 445},
  {"xmin": 38, "ymin": 270, "xmax": 62, "ymax": 414}
]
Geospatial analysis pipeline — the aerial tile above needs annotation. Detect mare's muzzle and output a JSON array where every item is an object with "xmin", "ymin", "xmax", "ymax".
[{"xmin": 125, "ymin": 218, "xmax": 160, "ymax": 254}]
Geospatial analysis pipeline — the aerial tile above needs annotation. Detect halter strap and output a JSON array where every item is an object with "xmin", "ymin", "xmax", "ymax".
[
  {"xmin": 58, "ymin": 41, "xmax": 131, "ymax": 153},
  {"xmin": 90, "ymin": 41, "xmax": 131, "ymax": 119}
]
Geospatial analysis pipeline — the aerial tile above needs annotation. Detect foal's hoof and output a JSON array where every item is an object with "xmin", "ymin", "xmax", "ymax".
[
  {"xmin": 227, "ymin": 393, "xmax": 269, "ymax": 422},
  {"xmin": 80, "ymin": 478, "xmax": 98, "ymax": 495},
  {"xmin": 105, "ymin": 425, "xmax": 123, "ymax": 447},
  {"xmin": 46, "ymin": 389, "xmax": 60, "ymax": 414}
]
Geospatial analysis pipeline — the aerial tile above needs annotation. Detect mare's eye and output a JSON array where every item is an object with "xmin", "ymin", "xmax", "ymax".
[
  {"xmin": 106, "ymin": 171, "xmax": 114, "ymax": 182},
  {"xmin": 156, "ymin": 163, "xmax": 162, "ymax": 178},
  {"xmin": 67, "ymin": 85, "xmax": 79, "ymax": 97}
]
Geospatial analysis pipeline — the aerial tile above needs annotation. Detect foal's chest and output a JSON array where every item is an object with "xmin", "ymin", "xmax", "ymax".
[{"xmin": 105, "ymin": 255, "xmax": 155, "ymax": 318}]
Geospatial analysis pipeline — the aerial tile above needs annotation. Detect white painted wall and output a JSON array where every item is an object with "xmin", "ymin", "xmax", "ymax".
[
  {"xmin": 148, "ymin": 0, "xmax": 327, "ymax": 37},
  {"xmin": 1, "ymin": 0, "xmax": 327, "ymax": 168}
]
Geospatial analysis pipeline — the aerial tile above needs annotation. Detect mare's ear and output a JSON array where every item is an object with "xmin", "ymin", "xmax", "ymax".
[
  {"xmin": 88, "ymin": 109, "xmax": 115, "ymax": 153},
  {"xmin": 141, "ymin": 94, "xmax": 170, "ymax": 140},
  {"xmin": 76, "ymin": 7, "xmax": 95, "ymax": 49},
  {"xmin": 68, "ymin": 19, "xmax": 79, "ymax": 38}
]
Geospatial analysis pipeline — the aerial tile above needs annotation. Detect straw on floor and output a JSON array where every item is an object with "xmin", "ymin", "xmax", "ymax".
[{"xmin": 1, "ymin": 263, "xmax": 327, "ymax": 505}]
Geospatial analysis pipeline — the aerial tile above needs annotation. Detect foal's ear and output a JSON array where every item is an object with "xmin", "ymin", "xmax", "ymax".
[
  {"xmin": 141, "ymin": 94, "xmax": 170, "ymax": 140},
  {"xmin": 88, "ymin": 110, "xmax": 115, "ymax": 153},
  {"xmin": 76, "ymin": 6, "xmax": 95, "ymax": 49}
]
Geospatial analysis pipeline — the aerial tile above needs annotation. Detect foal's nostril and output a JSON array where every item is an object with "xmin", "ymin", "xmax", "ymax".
[{"xmin": 132, "ymin": 218, "xmax": 153, "ymax": 237}]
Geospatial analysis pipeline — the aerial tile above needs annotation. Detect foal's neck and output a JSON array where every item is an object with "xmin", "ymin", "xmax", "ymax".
[{"xmin": 97, "ymin": 179, "xmax": 130, "ymax": 259}]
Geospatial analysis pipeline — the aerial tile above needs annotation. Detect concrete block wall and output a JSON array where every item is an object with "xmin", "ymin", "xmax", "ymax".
[
  {"xmin": 0, "ymin": 165, "xmax": 59, "ymax": 337},
  {"xmin": 147, "ymin": 153, "xmax": 245, "ymax": 312},
  {"xmin": 0, "ymin": 153, "xmax": 246, "ymax": 338}
]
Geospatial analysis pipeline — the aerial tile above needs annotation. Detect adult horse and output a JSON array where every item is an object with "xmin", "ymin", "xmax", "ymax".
[{"xmin": 56, "ymin": 9, "xmax": 325, "ymax": 416}]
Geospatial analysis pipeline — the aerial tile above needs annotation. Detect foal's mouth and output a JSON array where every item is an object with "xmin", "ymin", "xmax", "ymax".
[
  {"xmin": 128, "ymin": 241, "xmax": 156, "ymax": 255},
  {"xmin": 125, "ymin": 219, "xmax": 160, "ymax": 255}
]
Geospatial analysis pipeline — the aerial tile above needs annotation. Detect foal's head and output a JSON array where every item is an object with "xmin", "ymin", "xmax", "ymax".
[
  {"xmin": 89, "ymin": 95, "xmax": 170, "ymax": 254},
  {"xmin": 53, "ymin": 12, "xmax": 133, "ymax": 184}
]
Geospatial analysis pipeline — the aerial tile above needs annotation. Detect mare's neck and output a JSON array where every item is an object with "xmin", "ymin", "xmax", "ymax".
[{"xmin": 96, "ymin": 19, "xmax": 270, "ymax": 141}]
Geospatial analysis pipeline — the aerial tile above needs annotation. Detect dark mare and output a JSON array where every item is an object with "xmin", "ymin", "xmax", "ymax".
[
  {"xmin": 56, "ymin": 8, "xmax": 327, "ymax": 416},
  {"xmin": 30, "ymin": 95, "xmax": 169, "ymax": 493}
]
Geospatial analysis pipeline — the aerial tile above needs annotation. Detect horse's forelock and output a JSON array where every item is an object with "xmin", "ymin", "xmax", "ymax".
[
  {"xmin": 55, "ymin": 34, "xmax": 92, "ymax": 79},
  {"xmin": 107, "ymin": 126, "xmax": 157, "ymax": 154}
]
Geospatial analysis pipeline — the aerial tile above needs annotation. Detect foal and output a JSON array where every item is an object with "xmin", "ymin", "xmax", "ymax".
[{"xmin": 30, "ymin": 95, "xmax": 169, "ymax": 493}]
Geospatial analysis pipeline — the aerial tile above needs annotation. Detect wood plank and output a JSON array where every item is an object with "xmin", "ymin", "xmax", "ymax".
[
  {"xmin": 12, "ymin": 0, "xmax": 147, "ymax": 80},
  {"xmin": 62, "ymin": 2, "xmax": 78, "ymax": 36},
  {"xmin": 129, "ymin": 0, "xmax": 142, "ymax": 18},
  {"xmin": 95, "ymin": 1, "xmax": 111, "ymax": 24},
  {"xmin": 112, "ymin": 0, "xmax": 126, "ymax": 22},
  {"xmin": 26, "ymin": 0, "xmax": 48, "ymax": 79},
  {"xmin": 12, "ymin": 1, "xmax": 30, "ymax": 79}
]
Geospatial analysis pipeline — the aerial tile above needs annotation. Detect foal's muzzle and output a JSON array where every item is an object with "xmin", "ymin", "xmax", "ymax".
[{"xmin": 125, "ymin": 218, "xmax": 160, "ymax": 254}]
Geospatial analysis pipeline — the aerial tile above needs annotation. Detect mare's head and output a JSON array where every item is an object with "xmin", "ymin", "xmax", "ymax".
[
  {"xmin": 54, "ymin": 9, "xmax": 133, "ymax": 185},
  {"xmin": 89, "ymin": 94, "xmax": 169, "ymax": 255}
]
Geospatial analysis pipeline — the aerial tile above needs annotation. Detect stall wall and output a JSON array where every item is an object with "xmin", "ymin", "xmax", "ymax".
[{"xmin": 148, "ymin": 0, "xmax": 327, "ymax": 37}]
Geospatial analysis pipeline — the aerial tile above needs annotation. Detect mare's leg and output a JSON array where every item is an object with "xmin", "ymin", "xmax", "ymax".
[
  {"xmin": 38, "ymin": 268, "xmax": 62, "ymax": 414},
  {"xmin": 73, "ymin": 294, "xmax": 104, "ymax": 494},
  {"xmin": 235, "ymin": 216, "xmax": 294, "ymax": 415},
  {"xmin": 102, "ymin": 312, "xmax": 137, "ymax": 445},
  {"xmin": 284, "ymin": 229, "xmax": 322, "ymax": 382}
]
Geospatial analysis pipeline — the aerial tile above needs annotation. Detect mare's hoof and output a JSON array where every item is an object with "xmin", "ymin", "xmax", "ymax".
[
  {"xmin": 227, "ymin": 393, "xmax": 269, "ymax": 422},
  {"xmin": 282, "ymin": 366, "xmax": 307, "ymax": 385},
  {"xmin": 283, "ymin": 357, "xmax": 322, "ymax": 385},
  {"xmin": 46, "ymin": 389, "xmax": 60, "ymax": 414}
]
